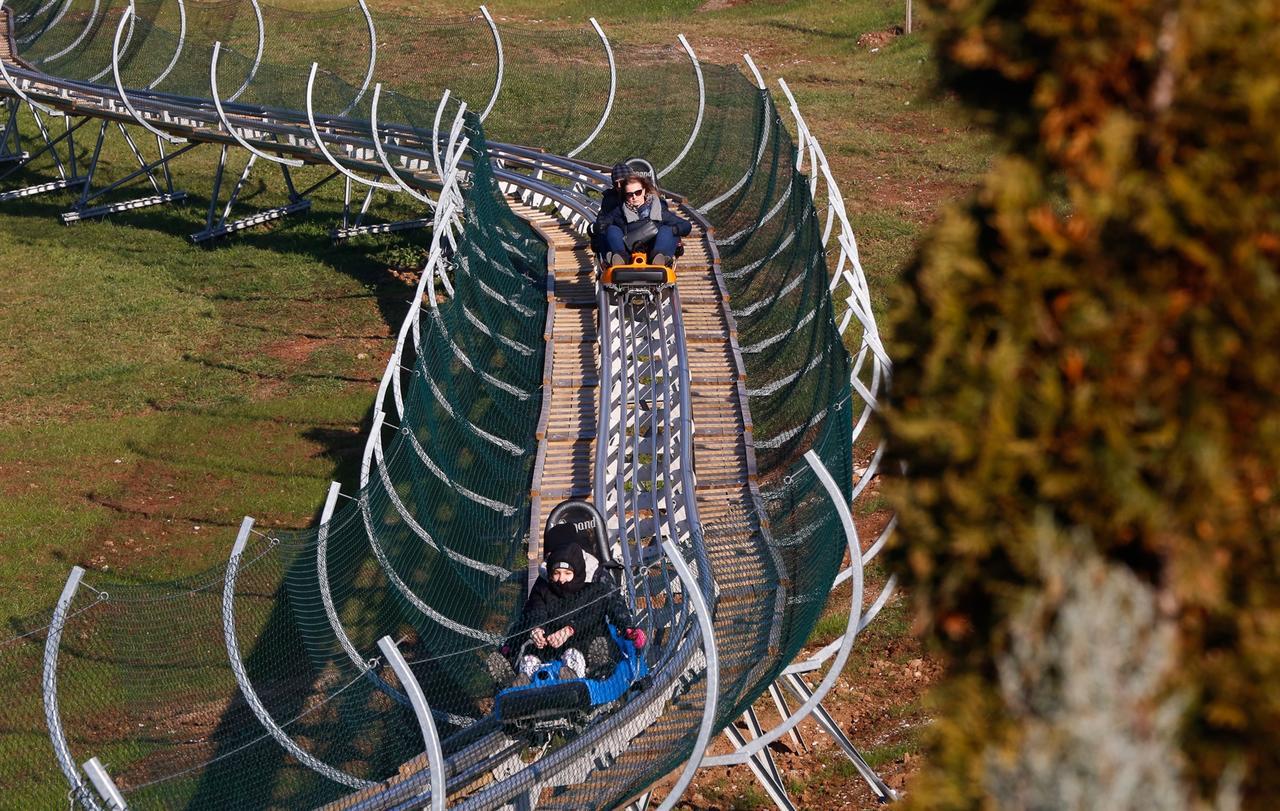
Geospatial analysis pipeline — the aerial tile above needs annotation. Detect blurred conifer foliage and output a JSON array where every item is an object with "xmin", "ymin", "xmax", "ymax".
[{"xmin": 882, "ymin": 0, "xmax": 1279, "ymax": 806}]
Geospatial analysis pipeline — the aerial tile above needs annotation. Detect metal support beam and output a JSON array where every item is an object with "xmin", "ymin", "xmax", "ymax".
[
  {"xmin": 222, "ymin": 517, "xmax": 372, "ymax": 789},
  {"xmin": 42, "ymin": 566, "xmax": 103, "ymax": 810},
  {"xmin": 782, "ymin": 673, "xmax": 895, "ymax": 804},
  {"xmin": 723, "ymin": 723, "xmax": 797, "ymax": 811},
  {"xmin": 81, "ymin": 757, "xmax": 127, "ymax": 810},
  {"xmin": 59, "ymin": 128, "xmax": 196, "ymax": 222},
  {"xmin": 653, "ymin": 538, "xmax": 718, "ymax": 811},
  {"xmin": 191, "ymin": 156, "xmax": 329, "ymax": 243},
  {"xmin": 702, "ymin": 450, "xmax": 864, "ymax": 766}
]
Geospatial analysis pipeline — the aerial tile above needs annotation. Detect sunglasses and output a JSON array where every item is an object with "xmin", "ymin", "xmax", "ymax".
[{"xmin": 624, "ymin": 188, "xmax": 646, "ymax": 199}]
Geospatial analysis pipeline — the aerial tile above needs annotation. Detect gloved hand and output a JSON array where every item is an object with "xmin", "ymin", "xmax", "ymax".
[{"xmin": 624, "ymin": 627, "xmax": 647, "ymax": 649}]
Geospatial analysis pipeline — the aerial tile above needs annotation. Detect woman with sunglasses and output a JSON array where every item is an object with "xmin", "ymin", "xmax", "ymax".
[{"xmin": 593, "ymin": 173, "xmax": 691, "ymax": 268}]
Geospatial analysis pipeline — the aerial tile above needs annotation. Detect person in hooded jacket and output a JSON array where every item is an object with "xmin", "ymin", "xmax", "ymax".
[
  {"xmin": 485, "ymin": 523, "xmax": 646, "ymax": 688},
  {"xmin": 594, "ymin": 173, "xmax": 691, "ymax": 268},
  {"xmin": 513, "ymin": 539, "xmax": 646, "ymax": 682}
]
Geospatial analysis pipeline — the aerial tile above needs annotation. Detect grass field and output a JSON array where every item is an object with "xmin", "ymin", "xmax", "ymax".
[{"xmin": 1, "ymin": 0, "xmax": 994, "ymax": 805}]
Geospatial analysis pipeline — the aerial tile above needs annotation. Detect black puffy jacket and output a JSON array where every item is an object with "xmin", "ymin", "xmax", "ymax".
[
  {"xmin": 515, "ymin": 578, "xmax": 635, "ymax": 663},
  {"xmin": 593, "ymin": 194, "xmax": 692, "ymax": 242}
]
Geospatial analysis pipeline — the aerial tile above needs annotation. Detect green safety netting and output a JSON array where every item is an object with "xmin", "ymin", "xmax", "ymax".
[{"xmin": 1, "ymin": 3, "xmax": 876, "ymax": 808}]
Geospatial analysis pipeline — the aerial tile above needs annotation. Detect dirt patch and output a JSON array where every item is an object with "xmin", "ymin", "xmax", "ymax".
[
  {"xmin": 262, "ymin": 336, "xmax": 324, "ymax": 365},
  {"xmin": 857, "ymin": 26, "xmax": 905, "ymax": 50},
  {"xmin": 697, "ymin": 0, "xmax": 751, "ymax": 11}
]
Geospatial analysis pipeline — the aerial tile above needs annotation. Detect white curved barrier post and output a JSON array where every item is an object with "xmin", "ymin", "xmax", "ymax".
[
  {"xmin": 42, "ymin": 566, "xmax": 103, "ymax": 810},
  {"xmin": 81, "ymin": 757, "xmax": 127, "ymax": 809},
  {"xmin": 111, "ymin": 2, "xmax": 187, "ymax": 144},
  {"xmin": 699, "ymin": 53, "xmax": 769, "ymax": 213},
  {"xmin": 339, "ymin": 0, "xmax": 377, "ymax": 116},
  {"xmin": 147, "ymin": 0, "xmax": 185, "ymax": 89},
  {"xmin": 222, "ymin": 517, "xmax": 373, "ymax": 789},
  {"xmin": 369, "ymin": 82, "xmax": 437, "ymax": 207},
  {"xmin": 210, "ymin": 42, "xmax": 303, "ymax": 167},
  {"xmin": 0, "ymin": 1, "xmax": 59, "ymax": 116},
  {"xmin": 38, "ymin": 0, "xmax": 98, "ymax": 66},
  {"xmin": 658, "ymin": 34, "xmax": 704, "ymax": 178},
  {"xmin": 306, "ymin": 62, "xmax": 397, "ymax": 191},
  {"xmin": 376, "ymin": 636, "xmax": 446, "ymax": 811},
  {"xmin": 477, "ymin": 5, "xmax": 503, "ymax": 121},
  {"xmin": 701, "ymin": 450, "xmax": 865, "ymax": 765},
  {"xmin": 654, "ymin": 539, "xmax": 718, "ymax": 811},
  {"xmin": 88, "ymin": 1, "xmax": 134, "ymax": 84},
  {"xmin": 565, "ymin": 17, "xmax": 615, "ymax": 158}
]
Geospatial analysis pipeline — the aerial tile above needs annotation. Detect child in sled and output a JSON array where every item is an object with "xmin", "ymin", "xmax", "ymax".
[{"xmin": 489, "ymin": 525, "xmax": 646, "ymax": 686}]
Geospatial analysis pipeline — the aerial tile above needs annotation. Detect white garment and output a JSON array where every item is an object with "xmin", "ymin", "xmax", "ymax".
[{"xmin": 519, "ymin": 647, "xmax": 586, "ymax": 679}]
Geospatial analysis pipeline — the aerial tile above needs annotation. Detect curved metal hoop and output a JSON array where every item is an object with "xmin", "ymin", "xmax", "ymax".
[
  {"xmin": 658, "ymin": 33, "xmax": 704, "ymax": 178},
  {"xmin": 88, "ymin": 1, "xmax": 134, "ymax": 84},
  {"xmin": 338, "ymin": 0, "xmax": 376, "ymax": 117},
  {"xmin": 477, "ymin": 4, "xmax": 502, "ymax": 121},
  {"xmin": 306, "ymin": 61, "xmax": 397, "ymax": 190},
  {"xmin": 223, "ymin": 518, "xmax": 373, "ymax": 790},
  {"xmin": 147, "ymin": 0, "xmax": 185, "ymax": 89},
  {"xmin": 369, "ymin": 82, "xmax": 437, "ymax": 207},
  {"xmin": 38, "ymin": 0, "xmax": 98, "ymax": 64},
  {"xmin": 699, "ymin": 53, "xmax": 770, "ymax": 212},
  {"xmin": 42, "ymin": 567, "xmax": 104, "ymax": 811},
  {"xmin": 653, "ymin": 538, "xmax": 719, "ymax": 811},
  {"xmin": 315, "ymin": 482, "xmax": 411, "ymax": 706},
  {"xmin": 17, "ymin": 0, "xmax": 73, "ymax": 46},
  {"xmin": 376, "ymin": 637, "xmax": 446, "ymax": 811},
  {"xmin": 210, "ymin": 41, "xmax": 303, "ymax": 167},
  {"xmin": 564, "ymin": 17, "xmax": 614, "ymax": 158},
  {"xmin": 111, "ymin": 1, "xmax": 187, "ymax": 144},
  {"xmin": 0, "ymin": 1, "xmax": 59, "ymax": 115},
  {"xmin": 231, "ymin": 0, "xmax": 265, "ymax": 101}
]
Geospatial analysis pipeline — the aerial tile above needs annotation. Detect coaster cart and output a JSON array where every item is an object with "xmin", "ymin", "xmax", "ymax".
[
  {"xmin": 493, "ymin": 501, "xmax": 650, "ymax": 736},
  {"xmin": 598, "ymin": 221, "xmax": 679, "ymax": 308}
]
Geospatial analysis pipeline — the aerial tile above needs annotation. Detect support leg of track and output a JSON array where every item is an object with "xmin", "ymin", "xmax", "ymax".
[
  {"xmin": 768, "ymin": 682, "xmax": 807, "ymax": 753},
  {"xmin": 0, "ymin": 109, "xmax": 91, "ymax": 200},
  {"xmin": 743, "ymin": 707, "xmax": 785, "ymax": 789},
  {"xmin": 61, "ymin": 123, "xmax": 194, "ymax": 223},
  {"xmin": 190, "ymin": 159, "xmax": 331, "ymax": 243},
  {"xmin": 782, "ymin": 673, "xmax": 896, "ymax": 804},
  {"xmin": 331, "ymin": 178, "xmax": 431, "ymax": 241},
  {"xmin": 723, "ymin": 723, "xmax": 798, "ymax": 811},
  {"xmin": 0, "ymin": 98, "xmax": 27, "ymax": 163}
]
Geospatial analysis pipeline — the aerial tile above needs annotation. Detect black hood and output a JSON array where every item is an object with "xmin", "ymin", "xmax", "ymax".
[{"xmin": 545, "ymin": 538, "xmax": 586, "ymax": 597}]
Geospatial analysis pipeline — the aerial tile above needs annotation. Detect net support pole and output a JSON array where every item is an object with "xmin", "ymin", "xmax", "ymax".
[
  {"xmin": 0, "ymin": 2, "xmax": 58, "ymax": 116},
  {"xmin": 210, "ymin": 42, "xmax": 303, "ymax": 167},
  {"xmin": 81, "ymin": 757, "xmax": 127, "ymax": 810},
  {"xmin": 658, "ymin": 34, "xmax": 704, "ymax": 179},
  {"xmin": 376, "ymin": 636, "xmax": 445, "ymax": 811},
  {"xmin": 782, "ymin": 673, "xmax": 895, "ymax": 802},
  {"xmin": 565, "ymin": 17, "xmax": 615, "ymax": 158},
  {"xmin": 42, "ymin": 566, "xmax": 102, "ymax": 811},
  {"xmin": 698, "ymin": 53, "xmax": 769, "ymax": 213},
  {"xmin": 340, "ymin": 0, "xmax": 377, "ymax": 115},
  {"xmin": 111, "ymin": 2, "xmax": 187, "ymax": 144},
  {"xmin": 223, "ymin": 517, "xmax": 372, "ymax": 789},
  {"xmin": 478, "ymin": 5, "xmax": 503, "ymax": 121},
  {"xmin": 305, "ymin": 62, "xmax": 397, "ymax": 191},
  {"xmin": 654, "ymin": 538, "xmax": 718, "ymax": 811}
]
